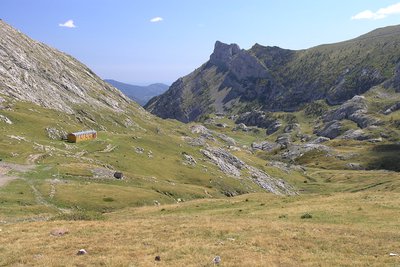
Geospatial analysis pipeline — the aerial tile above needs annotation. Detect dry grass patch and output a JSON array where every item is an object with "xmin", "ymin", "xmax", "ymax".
[{"xmin": 1, "ymin": 192, "xmax": 400, "ymax": 266}]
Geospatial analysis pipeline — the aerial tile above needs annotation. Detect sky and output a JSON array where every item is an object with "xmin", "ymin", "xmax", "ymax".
[{"xmin": 1, "ymin": 1, "xmax": 400, "ymax": 85}]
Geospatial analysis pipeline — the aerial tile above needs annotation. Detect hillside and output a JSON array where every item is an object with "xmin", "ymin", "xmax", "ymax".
[
  {"xmin": 0, "ymin": 19, "xmax": 300, "ymax": 222},
  {"xmin": 146, "ymin": 25, "xmax": 400, "ymax": 122},
  {"xmin": 104, "ymin": 79, "xmax": 169, "ymax": 106},
  {"xmin": 1, "ymin": 20, "xmax": 400, "ymax": 266}
]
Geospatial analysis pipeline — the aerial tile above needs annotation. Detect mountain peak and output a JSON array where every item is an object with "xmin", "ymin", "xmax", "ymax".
[{"xmin": 209, "ymin": 41, "xmax": 241, "ymax": 66}]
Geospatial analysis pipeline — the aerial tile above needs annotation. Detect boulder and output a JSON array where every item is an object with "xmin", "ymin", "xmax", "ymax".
[
  {"xmin": 283, "ymin": 123, "xmax": 300, "ymax": 133},
  {"xmin": 0, "ymin": 115, "xmax": 12, "ymax": 124},
  {"xmin": 251, "ymin": 141, "xmax": 280, "ymax": 152},
  {"xmin": 339, "ymin": 129, "xmax": 370, "ymax": 141},
  {"xmin": 190, "ymin": 125, "xmax": 210, "ymax": 135},
  {"xmin": 233, "ymin": 123, "xmax": 249, "ymax": 132},
  {"xmin": 309, "ymin": 136, "xmax": 330, "ymax": 144},
  {"xmin": 113, "ymin": 172, "xmax": 123, "ymax": 179},
  {"xmin": 383, "ymin": 102, "xmax": 400, "ymax": 115},
  {"xmin": 276, "ymin": 134, "xmax": 291, "ymax": 148},
  {"xmin": 315, "ymin": 120, "xmax": 343, "ymax": 139}
]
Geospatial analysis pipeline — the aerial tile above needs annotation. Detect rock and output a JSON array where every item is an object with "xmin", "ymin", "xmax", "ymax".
[
  {"xmin": 233, "ymin": 123, "xmax": 249, "ymax": 132},
  {"xmin": 309, "ymin": 136, "xmax": 330, "ymax": 144},
  {"xmin": 201, "ymin": 146, "xmax": 297, "ymax": 195},
  {"xmin": 190, "ymin": 125, "xmax": 211, "ymax": 135},
  {"xmin": 251, "ymin": 141, "xmax": 280, "ymax": 152},
  {"xmin": 315, "ymin": 120, "xmax": 343, "ymax": 139},
  {"xmin": 284, "ymin": 123, "xmax": 300, "ymax": 133},
  {"xmin": 0, "ymin": 115, "xmax": 12, "ymax": 124},
  {"xmin": 383, "ymin": 102, "xmax": 400, "ymax": 115},
  {"xmin": 339, "ymin": 129, "xmax": 370, "ymax": 141},
  {"xmin": 77, "ymin": 249, "xmax": 87, "ymax": 255},
  {"xmin": 323, "ymin": 95, "xmax": 380, "ymax": 128},
  {"xmin": 50, "ymin": 228, "xmax": 69, "ymax": 236},
  {"xmin": 248, "ymin": 166, "xmax": 297, "ymax": 195},
  {"xmin": 281, "ymin": 143, "xmax": 331, "ymax": 161},
  {"xmin": 216, "ymin": 133, "xmax": 236, "ymax": 146},
  {"xmin": 201, "ymin": 147, "xmax": 245, "ymax": 177},
  {"xmin": 185, "ymin": 137, "xmax": 206, "ymax": 147},
  {"xmin": 266, "ymin": 121, "xmax": 282, "ymax": 135},
  {"xmin": 276, "ymin": 134, "xmax": 291, "ymax": 148},
  {"xmin": 155, "ymin": 255, "xmax": 161, "ymax": 261},
  {"xmin": 212, "ymin": 256, "xmax": 221, "ymax": 265},
  {"xmin": 135, "ymin": 147, "xmax": 144, "ymax": 154},
  {"xmin": 182, "ymin": 152, "xmax": 197, "ymax": 166},
  {"xmin": 113, "ymin": 172, "xmax": 123, "ymax": 179},
  {"xmin": 236, "ymin": 111, "xmax": 281, "ymax": 134},
  {"xmin": 346, "ymin": 163, "xmax": 364, "ymax": 170},
  {"xmin": 215, "ymin": 123, "xmax": 228, "ymax": 128},
  {"xmin": 367, "ymin": 137, "xmax": 382, "ymax": 143},
  {"xmin": 0, "ymin": 20, "xmax": 131, "ymax": 115},
  {"xmin": 45, "ymin": 127, "xmax": 67, "ymax": 140}
]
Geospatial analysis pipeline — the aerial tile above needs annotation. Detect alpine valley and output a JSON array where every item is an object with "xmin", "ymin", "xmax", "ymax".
[{"xmin": 0, "ymin": 19, "xmax": 400, "ymax": 266}]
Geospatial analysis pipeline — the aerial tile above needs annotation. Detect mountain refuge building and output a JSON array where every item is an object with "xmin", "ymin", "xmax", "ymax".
[{"xmin": 67, "ymin": 130, "xmax": 97, "ymax": 143}]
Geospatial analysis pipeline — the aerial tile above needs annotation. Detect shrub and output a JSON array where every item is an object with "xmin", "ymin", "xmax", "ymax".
[{"xmin": 301, "ymin": 213, "xmax": 312, "ymax": 219}]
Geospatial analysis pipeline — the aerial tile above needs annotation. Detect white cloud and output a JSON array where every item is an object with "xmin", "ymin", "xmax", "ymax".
[
  {"xmin": 150, "ymin": 17, "xmax": 163, "ymax": 23},
  {"xmin": 352, "ymin": 2, "xmax": 400, "ymax": 20},
  {"xmin": 59, "ymin": 19, "xmax": 76, "ymax": 28}
]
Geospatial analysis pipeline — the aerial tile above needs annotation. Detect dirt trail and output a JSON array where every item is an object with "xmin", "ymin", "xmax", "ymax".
[{"xmin": 0, "ymin": 162, "xmax": 35, "ymax": 187}]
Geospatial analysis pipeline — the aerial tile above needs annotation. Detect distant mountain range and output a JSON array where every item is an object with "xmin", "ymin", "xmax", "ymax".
[
  {"xmin": 146, "ymin": 25, "xmax": 400, "ymax": 122},
  {"xmin": 105, "ymin": 79, "xmax": 169, "ymax": 106}
]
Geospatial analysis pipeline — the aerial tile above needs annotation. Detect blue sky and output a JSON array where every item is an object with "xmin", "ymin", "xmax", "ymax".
[{"xmin": 1, "ymin": 1, "xmax": 400, "ymax": 85}]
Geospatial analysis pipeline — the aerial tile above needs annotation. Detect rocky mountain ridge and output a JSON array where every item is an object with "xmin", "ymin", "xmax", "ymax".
[
  {"xmin": 0, "ymin": 20, "xmax": 132, "ymax": 115},
  {"xmin": 146, "ymin": 25, "xmax": 400, "ymax": 122}
]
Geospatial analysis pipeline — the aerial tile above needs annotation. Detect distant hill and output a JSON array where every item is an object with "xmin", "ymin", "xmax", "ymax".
[
  {"xmin": 146, "ymin": 25, "xmax": 400, "ymax": 122},
  {"xmin": 105, "ymin": 79, "xmax": 169, "ymax": 106}
]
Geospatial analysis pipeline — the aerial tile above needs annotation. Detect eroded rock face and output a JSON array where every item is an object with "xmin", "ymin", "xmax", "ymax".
[
  {"xmin": 236, "ymin": 111, "xmax": 281, "ymax": 134},
  {"xmin": 0, "ymin": 20, "xmax": 131, "ymax": 114},
  {"xmin": 201, "ymin": 147, "xmax": 245, "ymax": 177},
  {"xmin": 201, "ymin": 146, "xmax": 297, "ymax": 195},
  {"xmin": 323, "ymin": 96, "xmax": 380, "ymax": 128}
]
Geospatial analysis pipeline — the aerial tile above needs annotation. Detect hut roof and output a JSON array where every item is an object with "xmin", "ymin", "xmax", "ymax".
[{"xmin": 70, "ymin": 130, "xmax": 97, "ymax": 136}]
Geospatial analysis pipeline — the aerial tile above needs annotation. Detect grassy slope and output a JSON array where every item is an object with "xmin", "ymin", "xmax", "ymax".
[{"xmin": 1, "ymin": 87, "xmax": 400, "ymax": 265}]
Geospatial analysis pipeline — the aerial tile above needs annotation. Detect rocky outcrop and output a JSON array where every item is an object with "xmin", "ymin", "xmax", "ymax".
[
  {"xmin": 309, "ymin": 136, "xmax": 330, "ymax": 144},
  {"xmin": 0, "ymin": 20, "xmax": 132, "ymax": 115},
  {"xmin": 339, "ymin": 129, "xmax": 370, "ymax": 141},
  {"xmin": 315, "ymin": 120, "xmax": 343, "ymax": 139},
  {"xmin": 236, "ymin": 111, "xmax": 281, "ymax": 134},
  {"xmin": 383, "ymin": 102, "xmax": 400, "ymax": 115},
  {"xmin": 282, "ymin": 144, "xmax": 332, "ymax": 161},
  {"xmin": 201, "ymin": 147, "xmax": 245, "ymax": 177},
  {"xmin": 201, "ymin": 146, "xmax": 297, "ymax": 195},
  {"xmin": 0, "ymin": 114, "xmax": 12, "ymax": 124},
  {"xmin": 323, "ymin": 96, "xmax": 380, "ymax": 128},
  {"xmin": 251, "ymin": 141, "xmax": 280, "ymax": 152},
  {"xmin": 45, "ymin": 127, "xmax": 67, "ymax": 140}
]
